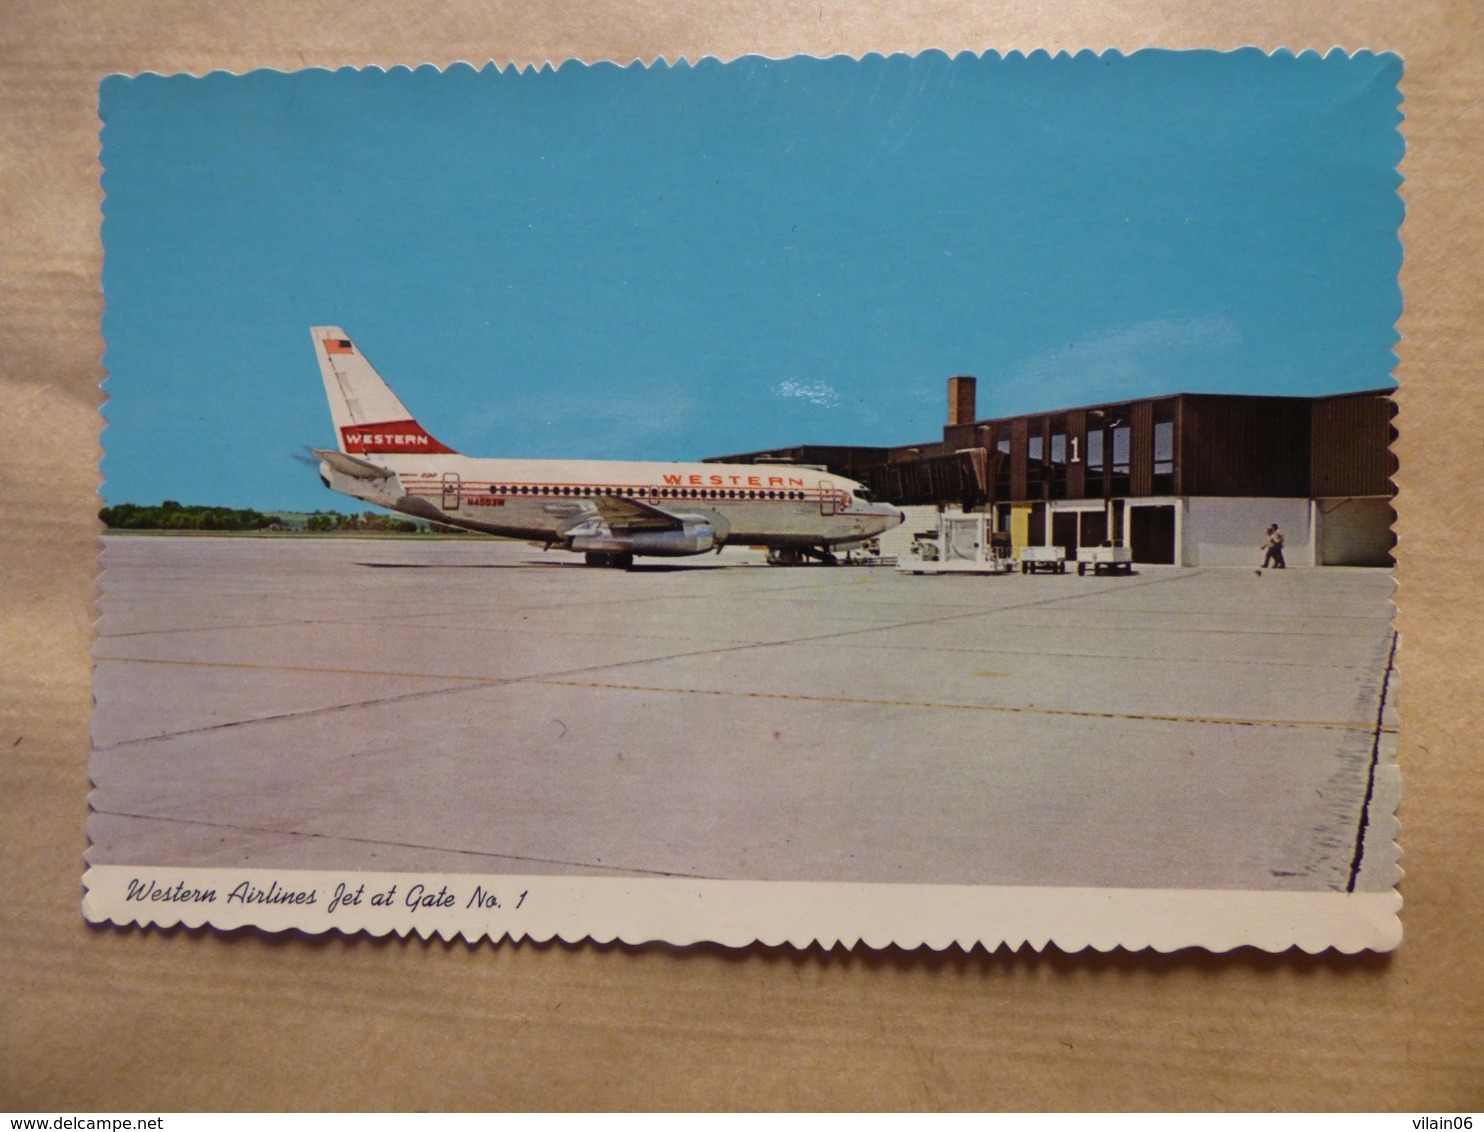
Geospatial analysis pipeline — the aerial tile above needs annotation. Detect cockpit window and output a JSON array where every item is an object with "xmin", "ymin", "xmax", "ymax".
[{"xmin": 853, "ymin": 488, "xmax": 875, "ymax": 502}]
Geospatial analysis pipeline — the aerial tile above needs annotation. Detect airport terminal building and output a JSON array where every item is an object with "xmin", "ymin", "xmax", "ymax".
[{"xmin": 710, "ymin": 379, "xmax": 1397, "ymax": 567}]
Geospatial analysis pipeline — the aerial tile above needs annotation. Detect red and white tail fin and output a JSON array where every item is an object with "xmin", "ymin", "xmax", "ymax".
[{"xmin": 312, "ymin": 326, "xmax": 456, "ymax": 455}]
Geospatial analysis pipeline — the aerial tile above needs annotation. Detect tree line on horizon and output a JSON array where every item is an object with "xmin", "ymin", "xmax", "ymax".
[{"xmin": 100, "ymin": 501, "xmax": 422, "ymax": 533}]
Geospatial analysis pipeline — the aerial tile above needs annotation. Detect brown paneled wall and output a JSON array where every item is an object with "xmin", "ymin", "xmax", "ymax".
[
  {"xmin": 1009, "ymin": 417, "xmax": 1029, "ymax": 501},
  {"xmin": 1130, "ymin": 401, "xmax": 1154, "ymax": 496},
  {"xmin": 943, "ymin": 423, "xmax": 978, "ymax": 452},
  {"xmin": 1066, "ymin": 408, "xmax": 1087, "ymax": 498},
  {"xmin": 1178, "ymin": 395, "xmax": 1311, "ymax": 497},
  {"xmin": 1311, "ymin": 391, "xmax": 1398, "ymax": 497},
  {"xmin": 708, "ymin": 391, "xmax": 1394, "ymax": 507}
]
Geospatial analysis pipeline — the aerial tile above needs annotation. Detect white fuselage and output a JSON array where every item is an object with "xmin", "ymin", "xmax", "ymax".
[{"xmin": 319, "ymin": 452, "xmax": 904, "ymax": 553}]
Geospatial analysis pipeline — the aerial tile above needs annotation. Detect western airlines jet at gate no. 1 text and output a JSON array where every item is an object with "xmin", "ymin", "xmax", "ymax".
[{"xmin": 310, "ymin": 327, "xmax": 904, "ymax": 567}]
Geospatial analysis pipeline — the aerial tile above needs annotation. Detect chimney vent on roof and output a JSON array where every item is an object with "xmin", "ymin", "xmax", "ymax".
[{"xmin": 948, "ymin": 376, "xmax": 977, "ymax": 426}]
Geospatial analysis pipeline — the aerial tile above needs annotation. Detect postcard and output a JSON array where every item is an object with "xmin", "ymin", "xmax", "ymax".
[{"xmin": 87, "ymin": 48, "xmax": 1403, "ymax": 951}]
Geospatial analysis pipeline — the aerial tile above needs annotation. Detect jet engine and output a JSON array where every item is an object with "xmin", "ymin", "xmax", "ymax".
[{"xmin": 567, "ymin": 512, "xmax": 728, "ymax": 558}]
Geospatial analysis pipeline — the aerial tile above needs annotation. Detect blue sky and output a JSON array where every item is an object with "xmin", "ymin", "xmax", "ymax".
[{"xmin": 100, "ymin": 49, "xmax": 1403, "ymax": 510}]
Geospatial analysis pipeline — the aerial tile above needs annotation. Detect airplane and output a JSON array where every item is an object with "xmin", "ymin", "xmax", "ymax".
[{"xmin": 310, "ymin": 326, "xmax": 905, "ymax": 568}]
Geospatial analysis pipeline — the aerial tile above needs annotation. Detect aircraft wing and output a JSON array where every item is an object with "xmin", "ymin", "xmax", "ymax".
[{"xmin": 591, "ymin": 493, "xmax": 688, "ymax": 532}]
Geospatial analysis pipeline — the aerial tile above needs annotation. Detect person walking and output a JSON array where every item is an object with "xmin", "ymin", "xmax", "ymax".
[{"xmin": 1262, "ymin": 523, "xmax": 1286, "ymax": 569}]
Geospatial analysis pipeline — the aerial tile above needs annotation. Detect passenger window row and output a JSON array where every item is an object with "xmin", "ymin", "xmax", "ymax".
[{"xmin": 481, "ymin": 485, "xmax": 814, "ymax": 501}]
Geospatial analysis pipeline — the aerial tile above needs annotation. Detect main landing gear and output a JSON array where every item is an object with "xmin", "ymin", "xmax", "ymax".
[
  {"xmin": 766, "ymin": 546, "xmax": 839, "ymax": 566},
  {"xmin": 584, "ymin": 551, "xmax": 635, "ymax": 569}
]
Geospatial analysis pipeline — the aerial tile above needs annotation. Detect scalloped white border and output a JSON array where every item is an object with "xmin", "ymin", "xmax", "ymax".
[
  {"xmin": 106, "ymin": 46, "xmax": 1403, "ymax": 84},
  {"xmin": 91, "ymin": 49, "xmax": 1404, "ymax": 955},
  {"xmin": 82, "ymin": 865, "xmax": 1402, "ymax": 952}
]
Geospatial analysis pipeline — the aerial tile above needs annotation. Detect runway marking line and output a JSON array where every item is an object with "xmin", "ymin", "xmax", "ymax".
[
  {"xmin": 515, "ymin": 679, "xmax": 1395, "ymax": 735},
  {"xmin": 1348, "ymin": 629, "xmax": 1400, "ymax": 892},
  {"xmin": 95, "ymin": 569, "xmax": 1397, "ymax": 743},
  {"xmin": 93, "ymin": 654, "xmax": 1398, "ymax": 735},
  {"xmin": 93, "ymin": 654, "xmax": 485, "ymax": 684},
  {"xmin": 88, "ymin": 808, "xmax": 717, "ymax": 880}
]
